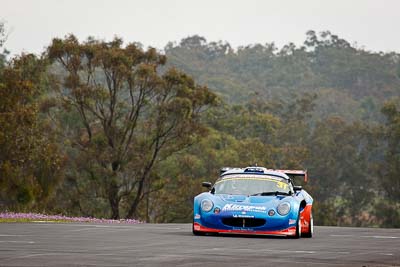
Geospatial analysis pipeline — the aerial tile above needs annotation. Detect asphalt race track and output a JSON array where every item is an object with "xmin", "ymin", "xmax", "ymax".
[{"xmin": 0, "ymin": 223, "xmax": 399, "ymax": 266}]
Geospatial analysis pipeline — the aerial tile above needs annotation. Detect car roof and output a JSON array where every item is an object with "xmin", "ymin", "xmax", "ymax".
[{"xmin": 220, "ymin": 167, "xmax": 290, "ymax": 180}]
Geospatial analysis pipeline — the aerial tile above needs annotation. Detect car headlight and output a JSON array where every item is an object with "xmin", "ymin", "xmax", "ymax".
[
  {"xmin": 201, "ymin": 199, "xmax": 214, "ymax": 212},
  {"xmin": 277, "ymin": 202, "xmax": 291, "ymax": 216}
]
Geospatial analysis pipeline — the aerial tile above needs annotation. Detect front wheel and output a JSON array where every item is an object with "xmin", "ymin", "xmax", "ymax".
[
  {"xmin": 289, "ymin": 214, "xmax": 301, "ymax": 239},
  {"xmin": 302, "ymin": 214, "xmax": 313, "ymax": 238},
  {"xmin": 295, "ymin": 215, "xmax": 302, "ymax": 238}
]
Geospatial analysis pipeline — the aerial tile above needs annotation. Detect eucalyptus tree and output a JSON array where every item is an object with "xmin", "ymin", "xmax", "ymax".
[
  {"xmin": 380, "ymin": 101, "xmax": 400, "ymax": 202},
  {"xmin": 47, "ymin": 35, "xmax": 216, "ymax": 219},
  {"xmin": 0, "ymin": 54, "xmax": 63, "ymax": 209},
  {"xmin": 0, "ymin": 22, "xmax": 7, "ymax": 68}
]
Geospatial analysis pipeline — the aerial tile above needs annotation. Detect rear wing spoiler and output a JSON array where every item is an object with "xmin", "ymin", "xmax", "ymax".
[{"xmin": 275, "ymin": 170, "xmax": 308, "ymax": 182}]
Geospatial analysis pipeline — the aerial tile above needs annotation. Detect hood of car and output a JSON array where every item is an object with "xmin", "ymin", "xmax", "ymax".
[{"xmin": 217, "ymin": 194, "xmax": 288, "ymax": 204}]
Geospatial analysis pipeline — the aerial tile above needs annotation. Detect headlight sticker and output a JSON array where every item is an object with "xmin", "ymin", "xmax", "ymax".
[
  {"xmin": 201, "ymin": 199, "xmax": 213, "ymax": 212},
  {"xmin": 277, "ymin": 202, "xmax": 291, "ymax": 215}
]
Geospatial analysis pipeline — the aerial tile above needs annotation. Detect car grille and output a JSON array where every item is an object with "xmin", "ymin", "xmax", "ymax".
[{"xmin": 222, "ymin": 218, "xmax": 266, "ymax": 228}]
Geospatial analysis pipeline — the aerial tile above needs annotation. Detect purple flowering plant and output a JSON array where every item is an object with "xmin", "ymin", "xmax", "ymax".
[{"xmin": 0, "ymin": 212, "xmax": 141, "ymax": 224}]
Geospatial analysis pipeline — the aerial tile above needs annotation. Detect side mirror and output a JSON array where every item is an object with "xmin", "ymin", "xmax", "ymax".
[
  {"xmin": 293, "ymin": 186, "xmax": 302, "ymax": 192},
  {"xmin": 202, "ymin": 182, "xmax": 212, "ymax": 189}
]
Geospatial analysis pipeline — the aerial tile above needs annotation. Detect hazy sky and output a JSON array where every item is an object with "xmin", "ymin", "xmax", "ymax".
[{"xmin": 1, "ymin": 0, "xmax": 400, "ymax": 56}]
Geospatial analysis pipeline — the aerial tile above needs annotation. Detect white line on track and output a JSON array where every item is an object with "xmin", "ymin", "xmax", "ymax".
[
  {"xmin": 360, "ymin": 235, "xmax": 399, "ymax": 239},
  {"xmin": 28, "ymin": 223, "xmax": 138, "ymax": 229},
  {"xmin": 208, "ymin": 247, "xmax": 317, "ymax": 254},
  {"xmin": 330, "ymin": 234, "xmax": 399, "ymax": 239},
  {"xmin": 17, "ymin": 253, "xmax": 72, "ymax": 259},
  {"xmin": 266, "ymin": 259, "xmax": 370, "ymax": 266},
  {"xmin": 0, "ymin": 234, "xmax": 28, "ymax": 237},
  {"xmin": 25, "ymin": 223, "xmax": 184, "ymax": 232},
  {"xmin": 0, "ymin": 241, "xmax": 34, "ymax": 244},
  {"xmin": 69, "ymin": 228, "xmax": 105, "ymax": 232},
  {"xmin": 293, "ymin": 251, "xmax": 316, "ymax": 254}
]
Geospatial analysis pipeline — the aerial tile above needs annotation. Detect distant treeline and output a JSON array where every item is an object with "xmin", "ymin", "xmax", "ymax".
[{"xmin": 0, "ymin": 23, "xmax": 399, "ymax": 227}]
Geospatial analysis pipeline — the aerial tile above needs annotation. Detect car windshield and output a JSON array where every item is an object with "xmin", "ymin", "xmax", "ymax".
[{"xmin": 213, "ymin": 175, "xmax": 292, "ymax": 195}]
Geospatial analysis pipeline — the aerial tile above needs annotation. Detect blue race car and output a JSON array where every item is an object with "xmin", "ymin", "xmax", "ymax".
[{"xmin": 193, "ymin": 166, "xmax": 313, "ymax": 238}]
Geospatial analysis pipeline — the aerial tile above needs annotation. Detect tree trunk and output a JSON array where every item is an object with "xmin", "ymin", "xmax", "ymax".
[
  {"xmin": 108, "ymin": 180, "xmax": 120, "ymax": 219},
  {"xmin": 125, "ymin": 177, "xmax": 145, "ymax": 219}
]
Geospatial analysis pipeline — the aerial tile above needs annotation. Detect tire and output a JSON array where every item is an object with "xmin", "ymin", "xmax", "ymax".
[
  {"xmin": 289, "ymin": 213, "xmax": 302, "ymax": 239},
  {"xmin": 302, "ymin": 213, "xmax": 313, "ymax": 238},
  {"xmin": 294, "ymin": 215, "xmax": 302, "ymax": 238}
]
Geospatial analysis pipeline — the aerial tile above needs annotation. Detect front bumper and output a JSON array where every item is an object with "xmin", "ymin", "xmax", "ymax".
[
  {"xmin": 193, "ymin": 210, "xmax": 298, "ymax": 236},
  {"xmin": 193, "ymin": 222, "xmax": 297, "ymax": 236}
]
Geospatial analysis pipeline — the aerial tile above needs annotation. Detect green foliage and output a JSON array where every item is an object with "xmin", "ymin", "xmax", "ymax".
[
  {"xmin": 155, "ymin": 32, "xmax": 400, "ymax": 227},
  {"xmin": 45, "ymin": 35, "xmax": 216, "ymax": 219},
  {"xmin": 1, "ymin": 30, "xmax": 399, "ymax": 228},
  {"xmin": 0, "ymin": 54, "xmax": 64, "ymax": 211},
  {"xmin": 379, "ymin": 100, "xmax": 400, "ymax": 201},
  {"xmin": 165, "ymin": 32, "xmax": 400, "ymax": 123},
  {"xmin": 0, "ymin": 22, "xmax": 7, "ymax": 68},
  {"xmin": 305, "ymin": 117, "xmax": 376, "ymax": 225}
]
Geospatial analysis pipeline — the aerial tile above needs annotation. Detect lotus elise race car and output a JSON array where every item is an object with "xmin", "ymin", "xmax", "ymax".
[{"xmin": 193, "ymin": 166, "xmax": 313, "ymax": 238}]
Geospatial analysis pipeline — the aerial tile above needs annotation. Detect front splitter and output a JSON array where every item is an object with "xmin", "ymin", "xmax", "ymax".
[{"xmin": 193, "ymin": 222, "xmax": 297, "ymax": 236}]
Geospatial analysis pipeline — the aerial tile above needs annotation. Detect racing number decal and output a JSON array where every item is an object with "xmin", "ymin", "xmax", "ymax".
[{"xmin": 276, "ymin": 181, "xmax": 288, "ymax": 190}]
